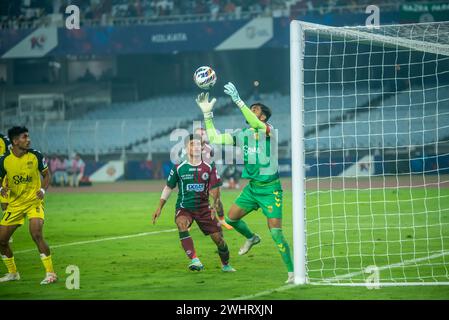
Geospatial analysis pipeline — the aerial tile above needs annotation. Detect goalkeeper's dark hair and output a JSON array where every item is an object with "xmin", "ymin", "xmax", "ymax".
[
  {"xmin": 251, "ymin": 103, "xmax": 272, "ymax": 122},
  {"xmin": 184, "ymin": 133, "xmax": 202, "ymax": 146},
  {"xmin": 8, "ymin": 126, "xmax": 28, "ymax": 143}
]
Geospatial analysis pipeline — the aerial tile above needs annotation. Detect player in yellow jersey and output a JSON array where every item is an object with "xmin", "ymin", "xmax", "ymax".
[
  {"xmin": 0, "ymin": 133, "xmax": 13, "ymax": 244},
  {"xmin": 0, "ymin": 133, "xmax": 11, "ymax": 212},
  {"xmin": 0, "ymin": 126, "xmax": 57, "ymax": 284}
]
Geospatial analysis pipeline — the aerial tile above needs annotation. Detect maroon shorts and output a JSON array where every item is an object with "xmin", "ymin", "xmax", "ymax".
[{"xmin": 175, "ymin": 207, "xmax": 222, "ymax": 236}]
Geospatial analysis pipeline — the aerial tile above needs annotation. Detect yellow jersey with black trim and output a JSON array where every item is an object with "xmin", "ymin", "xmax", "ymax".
[
  {"xmin": 0, "ymin": 134, "xmax": 11, "ymax": 156},
  {"xmin": 0, "ymin": 149, "xmax": 48, "ymax": 209}
]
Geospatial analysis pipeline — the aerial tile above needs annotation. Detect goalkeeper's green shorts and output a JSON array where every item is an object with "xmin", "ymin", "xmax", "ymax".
[{"xmin": 234, "ymin": 179, "xmax": 283, "ymax": 219}]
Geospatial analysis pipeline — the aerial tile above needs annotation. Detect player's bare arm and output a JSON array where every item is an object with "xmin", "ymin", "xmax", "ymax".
[
  {"xmin": 209, "ymin": 187, "xmax": 220, "ymax": 221},
  {"xmin": 37, "ymin": 169, "xmax": 50, "ymax": 200},
  {"xmin": 152, "ymin": 186, "xmax": 172, "ymax": 225}
]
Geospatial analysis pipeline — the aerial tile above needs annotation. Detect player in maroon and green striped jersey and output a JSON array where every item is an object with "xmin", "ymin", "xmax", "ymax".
[
  {"xmin": 194, "ymin": 127, "xmax": 233, "ymax": 230},
  {"xmin": 152, "ymin": 134, "xmax": 235, "ymax": 272}
]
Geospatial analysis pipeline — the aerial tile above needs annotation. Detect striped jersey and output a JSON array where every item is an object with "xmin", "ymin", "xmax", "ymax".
[{"xmin": 166, "ymin": 160, "xmax": 222, "ymax": 211}]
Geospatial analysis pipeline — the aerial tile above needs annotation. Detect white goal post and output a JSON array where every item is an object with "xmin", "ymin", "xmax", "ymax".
[{"xmin": 290, "ymin": 20, "xmax": 449, "ymax": 286}]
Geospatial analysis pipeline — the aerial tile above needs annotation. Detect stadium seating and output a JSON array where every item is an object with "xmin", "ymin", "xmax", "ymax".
[
  {"xmin": 32, "ymin": 94, "xmax": 227, "ymax": 155},
  {"xmin": 31, "ymin": 84, "xmax": 449, "ymax": 155},
  {"xmin": 305, "ymin": 86, "xmax": 449, "ymax": 151}
]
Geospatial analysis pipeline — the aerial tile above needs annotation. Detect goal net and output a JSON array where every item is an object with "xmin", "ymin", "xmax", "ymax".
[{"xmin": 290, "ymin": 21, "xmax": 449, "ymax": 286}]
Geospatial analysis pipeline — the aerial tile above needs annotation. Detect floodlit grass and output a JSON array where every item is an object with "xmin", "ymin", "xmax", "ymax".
[{"xmin": 1, "ymin": 182, "xmax": 448, "ymax": 300}]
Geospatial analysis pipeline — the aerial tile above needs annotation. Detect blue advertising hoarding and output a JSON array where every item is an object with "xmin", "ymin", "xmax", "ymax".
[{"xmin": 0, "ymin": 11, "xmax": 404, "ymax": 58}]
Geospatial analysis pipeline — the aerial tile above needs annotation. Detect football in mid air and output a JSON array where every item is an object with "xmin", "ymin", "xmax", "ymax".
[{"xmin": 193, "ymin": 66, "xmax": 217, "ymax": 90}]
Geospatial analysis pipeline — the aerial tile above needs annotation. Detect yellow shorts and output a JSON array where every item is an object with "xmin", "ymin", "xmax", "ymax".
[{"xmin": 0, "ymin": 203, "xmax": 45, "ymax": 226}]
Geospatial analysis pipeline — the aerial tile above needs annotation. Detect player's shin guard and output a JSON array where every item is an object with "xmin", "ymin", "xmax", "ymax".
[
  {"xmin": 270, "ymin": 228, "xmax": 294, "ymax": 273},
  {"xmin": 179, "ymin": 231, "xmax": 197, "ymax": 259},
  {"xmin": 217, "ymin": 243, "xmax": 230, "ymax": 266},
  {"xmin": 225, "ymin": 217, "xmax": 254, "ymax": 239},
  {"xmin": 2, "ymin": 255, "xmax": 17, "ymax": 274},
  {"xmin": 40, "ymin": 254, "xmax": 54, "ymax": 273}
]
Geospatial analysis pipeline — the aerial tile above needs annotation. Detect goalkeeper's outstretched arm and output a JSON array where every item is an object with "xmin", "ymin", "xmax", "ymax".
[
  {"xmin": 195, "ymin": 92, "xmax": 234, "ymax": 145},
  {"xmin": 224, "ymin": 82, "xmax": 266, "ymax": 131}
]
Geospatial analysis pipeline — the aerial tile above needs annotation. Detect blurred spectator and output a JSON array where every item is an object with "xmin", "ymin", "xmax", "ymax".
[
  {"xmin": 80, "ymin": 68, "xmax": 96, "ymax": 82},
  {"xmin": 50, "ymin": 155, "xmax": 68, "ymax": 186},
  {"xmin": 152, "ymin": 160, "xmax": 162, "ymax": 179},
  {"xmin": 67, "ymin": 153, "xmax": 86, "ymax": 187},
  {"xmin": 49, "ymin": 61, "xmax": 61, "ymax": 83},
  {"xmin": 0, "ymin": 0, "xmax": 409, "ymax": 29},
  {"xmin": 224, "ymin": 0, "xmax": 236, "ymax": 14},
  {"xmin": 209, "ymin": 0, "xmax": 220, "ymax": 20}
]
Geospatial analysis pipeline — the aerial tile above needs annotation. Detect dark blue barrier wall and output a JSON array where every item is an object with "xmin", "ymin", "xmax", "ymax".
[
  {"xmin": 85, "ymin": 161, "xmax": 106, "ymax": 176},
  {"xmin": 425, "ymin": 154, "xmax": 449, "ymax": 175},
  {"xmin": 125, "ymin": 160, "xmax": 153, "ymax": 180},
  {"xmin": 0, "ymin": 12, "xmax": 411, "ymax": 57},
  {"xmin": 84, "ymin": 155, "xmax": 449, "ymax": 180},
  {"xmin": 280, "ymin": 156, "xmax": 363, "ymax": 178},
  {"xmin": 279, "ymin": 154, "xmax": 449, "ymax": 178}
]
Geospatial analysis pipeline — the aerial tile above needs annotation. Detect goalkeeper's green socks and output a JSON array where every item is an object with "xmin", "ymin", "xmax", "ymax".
[
  {"xmin": 225, "ymin": 217, "xmax": 254, "ymax": 239},
  {"xmin": 270, "ymin": 228, "xmax": 294, "ymax": 273}
]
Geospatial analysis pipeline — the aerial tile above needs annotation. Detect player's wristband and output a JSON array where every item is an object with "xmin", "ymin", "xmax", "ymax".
[
  {"xmin": 40, "ymin": 188, "xmax": 46, "ymax": 195},
  {"xmin": 235, "ymin": 99, "xmax": 245, "ymax": 109},
  {"xmin": 203, "ymin": 111, "xmax": 213, "ymax": 119}
]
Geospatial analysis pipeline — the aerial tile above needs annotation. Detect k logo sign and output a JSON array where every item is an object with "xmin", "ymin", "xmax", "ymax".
[{"xmin": 30, "ymin": 36, "xmax": 46, "ymax": 50}]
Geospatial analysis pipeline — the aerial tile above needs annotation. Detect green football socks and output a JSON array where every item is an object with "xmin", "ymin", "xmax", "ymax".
[
  {"xmin": 225, "ymin": 217, "xmax": 254, "ymax": 239},
  {"xmin": 270, "ymin": 228, "xmax": 294, "ymax": 272}
]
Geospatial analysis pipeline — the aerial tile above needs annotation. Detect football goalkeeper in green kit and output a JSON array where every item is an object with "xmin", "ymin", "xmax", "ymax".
[{"xmin": 195, "ymin": 82, "xmax": 294, "ymax": 284}]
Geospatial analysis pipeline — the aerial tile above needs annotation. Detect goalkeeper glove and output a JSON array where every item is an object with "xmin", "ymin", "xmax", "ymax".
[
  {"xmin": 195, "ymin": 92, "xmax": 216, "ymax": 119},
  {"xmin": 224, "ymin": 82, "xmax": 244, "ymax": 108}
]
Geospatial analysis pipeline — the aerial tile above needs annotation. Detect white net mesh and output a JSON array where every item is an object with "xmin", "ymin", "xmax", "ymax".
[{"xmin": 294, "ymin": 21, "xmax": 449, "ymax": 285}]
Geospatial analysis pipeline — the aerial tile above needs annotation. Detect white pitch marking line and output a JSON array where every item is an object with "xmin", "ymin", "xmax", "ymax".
[
  {"xmin": 231, "ymin": 284, "xmax": 298, "ymax": 300},
  {"xmin": 14, "ymin": 229, "xmax": 178, "ymax": 254},
  {"xmin": 232, "ymin": 250, "xmax": 449, "ymax": 299},
  {"xmin": 324, "ymin": 250, "xmax": 449, "ymax": 283}
]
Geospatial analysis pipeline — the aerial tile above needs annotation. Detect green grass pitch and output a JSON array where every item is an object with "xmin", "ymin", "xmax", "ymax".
[{"xmin": 1, "ymin": 181, "xmax": 449, "ymax": 300}]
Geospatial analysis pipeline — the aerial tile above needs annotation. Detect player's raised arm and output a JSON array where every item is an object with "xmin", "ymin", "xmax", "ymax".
[
  {"xmin": 224, "ymin": 82, "xmax": 266, "ymax": 131},
  {"xmin": 195, "ymin": 92, "xmax": 233, "ymax": 145}
]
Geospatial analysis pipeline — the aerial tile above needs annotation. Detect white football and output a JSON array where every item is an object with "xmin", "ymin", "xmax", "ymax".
[{"xmin": 193, "ymin": 66, "xmax": 217, "ymax": 90}]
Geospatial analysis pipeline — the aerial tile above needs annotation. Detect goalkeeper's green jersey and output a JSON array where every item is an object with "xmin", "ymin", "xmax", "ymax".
[{"xmin": 231, "ymin": 123, "xmax": 280, "ymax": 184}]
